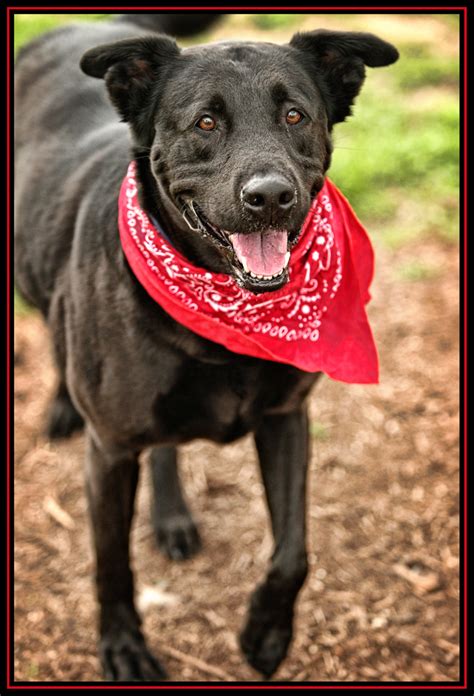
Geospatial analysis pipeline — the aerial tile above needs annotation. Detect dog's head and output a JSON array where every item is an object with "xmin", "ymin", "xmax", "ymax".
[{"xmin": 81, "ymin": 29, "xmax": 398, "ymax": 294}]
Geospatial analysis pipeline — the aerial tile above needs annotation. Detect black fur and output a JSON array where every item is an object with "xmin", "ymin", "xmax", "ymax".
[
  {"xmin": 14, "ymin": 14, "xmax": 398, "ymax": 681},
  {"xmin": 115, "ymin": 12, "xmax": 222, "ymax": 37}
]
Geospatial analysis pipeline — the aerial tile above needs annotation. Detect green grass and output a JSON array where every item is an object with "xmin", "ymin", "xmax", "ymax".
[
  {"xmin": 329, "ymin": 69, "xmax": 459, "ymax": 244},
  {"xmin": 395, "ymin": 260, "xmax": 442, "ymax": 282},
  {"xmin": 310, "ymin": 421, "xmax": 330, "ymax": 441},
  {"xmin": 14, "ymin": 13, "xmax": 109, "ymax": 54},
  {"xmin": 250, "ymin": 14, "xmax": 308, "ymax": 30},
  {"xmin": 393, "ymin": 49, "xmax": 459, "ymax": 90},
  {"xmin": 14, "ymin": 289, "xmax": 34, "ymax": 316},
  {"xmin": 25, "ymin": 662, "xmax": 39, "ymax": 679},
  {"xmin": 439, "ymin": 14, "xmax": 461, "ymax": 29}
]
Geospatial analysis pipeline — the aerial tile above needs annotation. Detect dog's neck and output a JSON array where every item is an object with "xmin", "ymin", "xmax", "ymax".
[{"xmin": 134, "ymin": 156, "xmax": 230, "ymax": 274}]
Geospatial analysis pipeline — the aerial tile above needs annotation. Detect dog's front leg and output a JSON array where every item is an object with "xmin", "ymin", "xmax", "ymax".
[
  {"xmin": 85, "ymin": 429, "xmax": 167, "ymax": 681},
  {"xmin": 150, "ymin": 445, "xmax": 201, "ymax": 560},
  {"xmin": 240, "ymin": 408, "xmax": 309, "ymax": 679}
]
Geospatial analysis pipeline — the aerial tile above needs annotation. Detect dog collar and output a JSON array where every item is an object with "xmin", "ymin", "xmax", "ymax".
[{"xmin": 118, "ymin": 162, "xmax": 379, "ymax": 383}]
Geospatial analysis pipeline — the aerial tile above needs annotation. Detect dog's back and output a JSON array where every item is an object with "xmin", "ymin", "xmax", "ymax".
[{"xmin": 14, "ymin": 15, "xmax": 219, "ymax": 314}]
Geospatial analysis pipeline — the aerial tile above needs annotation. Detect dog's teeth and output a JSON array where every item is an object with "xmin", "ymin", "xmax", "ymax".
[
  {"xmin": 241, "ymin": 258, "xmax": 250, "ymax": 273},
  {"xmin": 284, "ymin": 251, "xmax": 291, "ymax": 267},
  {"xmin": 249, "ymin": 271, "xmax": 285, "ymax": 281}
]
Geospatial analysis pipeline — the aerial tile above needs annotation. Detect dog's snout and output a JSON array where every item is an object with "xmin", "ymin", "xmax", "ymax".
[{"xmin": 241, "ymin": 175, "xmax": 296, "ymax": 221}]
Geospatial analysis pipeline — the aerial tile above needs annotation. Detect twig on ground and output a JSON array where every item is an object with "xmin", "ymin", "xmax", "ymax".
[
  {"xmin": 159, "ymin": 645, "xmax": 236, "ymax": 681},
  {"xmin": 43, "ymin": 496, "xmax": 75, "ymax": 530}
]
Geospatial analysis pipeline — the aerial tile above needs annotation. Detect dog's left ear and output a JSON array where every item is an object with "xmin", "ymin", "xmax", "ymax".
[
  {"xmin": 80, "ymin": 36, "xmax": 180, "ymax": 125},
  {"xmin": 289, "ymin": 30, "xmax": 399, "ymax": 127}
]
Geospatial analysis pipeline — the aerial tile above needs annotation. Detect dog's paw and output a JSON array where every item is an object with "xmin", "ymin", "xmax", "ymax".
[
  {"xmin": 46, "ymin": 392, "xmax": 84, "ymax": 439},
  {"xmin": 239, "ymin": 611, "xmax": 293, "ymax": 678},
  {"xmin": 154, "ymin": 513, "xmax": 201, "ymax": 560},
  {"xmin": 100, "ymin": 628, "xmax": 167, "ymax": 682}
]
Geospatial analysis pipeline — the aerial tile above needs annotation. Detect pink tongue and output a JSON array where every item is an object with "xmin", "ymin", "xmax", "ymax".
[{"xmin": 230, "ymin": 230, "xmax": 289, "ymax": 276}]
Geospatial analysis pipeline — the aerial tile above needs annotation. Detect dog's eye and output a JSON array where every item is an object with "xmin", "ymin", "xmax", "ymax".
[
  {"xmin": 196, "ymin": 115, "xmax": 217, "ymax": 131},
  {"xmin": 286, "ymin": 109, "xmax": 304, "ymax": 125}
]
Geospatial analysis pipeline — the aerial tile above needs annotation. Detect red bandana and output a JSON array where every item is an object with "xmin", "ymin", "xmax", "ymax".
[{"xmin": 118, "ymin": 162, "xmax": 379, "ymax": 384}]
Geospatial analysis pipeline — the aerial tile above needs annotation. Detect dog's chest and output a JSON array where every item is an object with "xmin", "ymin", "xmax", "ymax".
[{"xmin": 153, "ymin": 358, "xmax": 318, "ymax": 444}]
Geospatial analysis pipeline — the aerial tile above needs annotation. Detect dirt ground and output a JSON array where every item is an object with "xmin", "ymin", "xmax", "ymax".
[{"xmin": 13, "ymin": 232, "xmax": 460, "ymax": 683}]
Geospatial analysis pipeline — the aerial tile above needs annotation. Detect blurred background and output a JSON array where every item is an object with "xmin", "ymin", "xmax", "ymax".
[{"xmin": 14, "ymin": 13, "xmax": 460, "ymax": 683}]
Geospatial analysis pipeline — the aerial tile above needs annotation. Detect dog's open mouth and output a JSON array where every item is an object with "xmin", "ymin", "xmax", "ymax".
[
  {"xmin": 180, "ymin": 200, "xmax": 299, "ymax": 293},
  {"xmin": 229, "ymin": 229, "xmax": 290, "ymax": 290}
]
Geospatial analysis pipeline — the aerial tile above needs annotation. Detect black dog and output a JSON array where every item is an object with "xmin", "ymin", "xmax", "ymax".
[{"xmin": 14, "ymin": 14, "xmax": 398, "ymax": 681}]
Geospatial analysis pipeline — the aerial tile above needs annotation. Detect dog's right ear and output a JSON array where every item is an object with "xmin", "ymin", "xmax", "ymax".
[{"xmin": 80, "ymin": 36, "xmax": 180, "ymax": 124}]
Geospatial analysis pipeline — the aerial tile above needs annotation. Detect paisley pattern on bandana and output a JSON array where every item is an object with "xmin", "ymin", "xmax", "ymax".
[{"xmin": 119, "ymin": 162, "xmax": 379, "ymax": 383}]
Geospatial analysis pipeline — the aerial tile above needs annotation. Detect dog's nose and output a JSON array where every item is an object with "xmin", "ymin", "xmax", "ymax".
[{"xmin": 241, "ymin": 175, "xmax": 295, "ymax": 221}]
